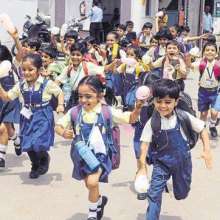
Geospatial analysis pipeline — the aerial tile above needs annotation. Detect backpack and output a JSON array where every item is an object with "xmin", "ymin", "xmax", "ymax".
[
  {"xmin": 199, "ymin": 59, "xmax": 220, "ymax": 81},
  {"xmin": 71, "ymin": 104, "xmax": 121, "ymax": 170}
]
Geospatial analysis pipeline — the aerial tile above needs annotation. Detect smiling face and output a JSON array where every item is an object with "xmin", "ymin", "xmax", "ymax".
[
  {"xmin": 70, "ymin": 50, "xmax": 83, "ymax": 67},
  {"xmin": 22, "ymin": 59, "xmax": 40, "ymax": 85},
  {"xmin": 41, "ymin": 52, "xmax": 53, "ymax": 68},
  {"xmin": 106, "ymin": 33, "xmax": 117, "ymax": 48},
  {"xmin": 78, "ymin": 84, "xmax": 102, "ymax": 111},
  {"xmin": 203, "ymin": 45, "xmax": 217, "ymax": 61},
  {"xmin": 154, "ymin": 95, "xmax": 178, "ymax": 118}
]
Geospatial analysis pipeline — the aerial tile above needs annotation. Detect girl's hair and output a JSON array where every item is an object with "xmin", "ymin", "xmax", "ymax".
[
  {"xmin": 27, "ymin": 38, "xmax": 41, "ymax": 51},
  {"xmin": 22, "ymin": 53, "xmax": 43, "ymax": 70},
  {"xmin": 117, "ymin": 24, "xmax": 126, "ymax": 32},
  {"xmin": 107, "ymin": 31, "xmax": 120, "ymax": 41},
  {"xmin": 40, "ymin": 46, "xmax": 58, "ymax": 59},
  {"xmin": 152, "ymin": 79, "xmax": 180, "ymax": 100},
  {"xmin": 142, "ymin": 22, "xmax": 153, "ymax": 30},
  {"xmin": 184, "ymin": 25, "xmax": 190, "ymax": 33},
  {"xmin": 166, "ymin": 40, "xmax": 180, "ymax": 50},
  {"xmin": 0, "ymin": 45, "xmax": 12, "ymax": 63},
  {"xmin": 64, "ymin": 30, "xmax": 78, "ymax": 41},
  {"xmin": 84, "ymin": 36, "xmax": 96, "ymax": 45},
  {"xmin": 127, "ymin": 46, "xmax": 142, "ymax": 60},
  {"xmin": 77, "ymin": 75, "xmax": 117, "ymax": 106},
  {"xmin": 70, "ymin": 42, "xmax": 87, "ymax": 55},
  {"xmin": 202, "ymin": 42, "xmax": 218, "ymax": 56},
  {"xmin": 126, "ymin": 20, "xmax": 134, "ymax": 28}
]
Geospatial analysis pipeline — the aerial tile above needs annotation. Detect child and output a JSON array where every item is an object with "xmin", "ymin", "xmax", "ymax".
[
  {"xmin": 125, "ymin": 20, "xmax": 137, "ymax": 44},
  {"xmin": 137, "ymin": 79, "xmax": 212, "ymax": 220},
  {"xmin": 0, "ymin": 45, "xmax": 21, "ymax": 167},
  {"xmin": 188, "ymin": 42, "xmax": 220, "ymax": 137},
  {"xmin": 138, "ymin": 22, "xmax": 153, "ymax": 54},
  {"xmin": 55, "ymin": 75, "xmax": 144, "ymax": 220},
  {"xmin": 0, "ymin": 53, "xmax": 64, "ymax": 178}
]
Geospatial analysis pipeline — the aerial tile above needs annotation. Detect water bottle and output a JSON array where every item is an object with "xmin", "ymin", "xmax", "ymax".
[
  {"xmin": 62, "ymin": 81, "xmax": 72, "ymax": 105},
  {"xmin": 75, "ymin": 141, "xmax": 100, "ymax": 171}
]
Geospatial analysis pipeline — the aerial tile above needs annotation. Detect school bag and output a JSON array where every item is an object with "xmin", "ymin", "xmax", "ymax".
[
  {"xmin": 71, "ymin": 104, "xmax": 121, "ymax": 170},
  {"xmin": 199, "ymin": 59, "xmax": 220, "ymax": 81}
]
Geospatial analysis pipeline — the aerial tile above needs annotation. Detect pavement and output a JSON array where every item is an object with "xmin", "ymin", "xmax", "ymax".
[{"xmin": 1, "ymin": 72, "xmax": 220, "ymax": 220}]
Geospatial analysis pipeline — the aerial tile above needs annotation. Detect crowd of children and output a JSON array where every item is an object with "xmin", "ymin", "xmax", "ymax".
[{"xmin": 0, "ymin": 5, "xmax": 216, "ymax": 220}]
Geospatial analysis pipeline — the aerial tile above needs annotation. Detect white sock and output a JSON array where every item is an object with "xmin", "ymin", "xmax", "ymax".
[
  {"xmin": 97, "ymin": 196, "xmax": 102, "ymax": 212},
  {"xmin": 0, "ymin": 144, "xmax": 7, "ymax": 159},
  {"xmin": 210, "ymin": 119, "xmax": 217, "ymax": 128},
  {"xmin": 9, "ymin": 133, "xmax": 17, "ymax": 140},
  {"xmin": 88, "ymin": 200, "xmax": 98, "ymax": 218},
  {"xmin": 14, "ymin": 136, "xmax": 20, "ymax": 147}
]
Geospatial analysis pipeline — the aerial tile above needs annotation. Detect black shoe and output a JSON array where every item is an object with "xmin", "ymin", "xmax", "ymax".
[
  {"xmin": 137, "ymin": 193, "xmax": 147, "ymax": 200},
  {"xmin": 210, "ymin": 127, "xmax": 218, "ymax": 138},
  {"xmin": 38, "ymin": 154, "xmax": 50, "ymax": 175},
  {"xmin": 29, "ymin": 164, "xmax": 40, "ymax": 179},
  {"xmin": 97, "ymin": 196, "xmax": 108, "ymax": 220},
  {"xmin": 0, "ymin": 158, "xmax": 5, "ymax": 168},
  {"xmin": 216, "ymin": 118, "xmax": 220, "ymax": 126},
  {"xmin": 14, "ymin": 143, "xmax": 22, "ymax": 156}
]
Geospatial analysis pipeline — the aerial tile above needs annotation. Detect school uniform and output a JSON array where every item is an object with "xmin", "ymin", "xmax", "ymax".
[
  {"xmin": 140, "ymin": 111, "xmax": 205, "ymax": 220},
  {"xmin": 192, "ymin": 60, "xmax": 219, "ymax": 112},
  {"xmin": 57, "ymin": 102, "xmax": 131, "ymax": 182},
  {"xmin": 7, "ymin": 76, "xmax": 62, "ymax": 152}
]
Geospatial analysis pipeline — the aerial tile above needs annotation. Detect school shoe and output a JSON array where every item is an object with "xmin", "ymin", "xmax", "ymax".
[
  {"xmin": 209, "ymin": 127, "xmax": 218, "ymax": 138},
  {"xmin": 216, "ymin": 118, "xmax": 220, "ymax": 126},
  {"xmin": 97, "ymin": 196, "xmax": 108, "ymax": 220},
  {"xmin": 87, "ymin": 218, "xmax": 97, "ymax": 220},
  {"xmin": 38, "ymin": 153, "xmax": 50, "ymax": 175},
  {"xmin": 137, "ymin": 193, "xmax": 147, "ymax": 200},
  {"xmin": 14, "ymin": 141, "xmax": 22, "ymax": 156},
  {"xmin": 29, "ymin": 164, "xmax": 40, "ymax": 179},
  {"xmin": 0, "ymin": 158, "xmax": 5, "ymax": 168}
]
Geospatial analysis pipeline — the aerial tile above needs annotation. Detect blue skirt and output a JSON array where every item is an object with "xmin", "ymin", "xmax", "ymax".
[
  {"xmin": 20, "ymin": 105, "xmax": 54, "ymax": 152},
  {"xmin": 70, "ymin": 143, "xmax": 112, "ymax": 183},
  {"xmin": 0, "ymin": 99, "xmax": 21, "ymax": 124}
]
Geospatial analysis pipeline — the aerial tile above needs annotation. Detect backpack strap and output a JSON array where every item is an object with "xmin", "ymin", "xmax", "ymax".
[
  {"xmin": 70, "ymin": 105, "xmax": 82, "ymax": 134},
  {"xmin": 82, "ymin": 61, "xmax": 89, "ymax": 76},
  {"xmin": 199, "ymin": 58, "xmax": 207, "ymax": 80},
  {"xmin": 101, "ymin": 104, "xmax": 112, "ymax": 129},
  {"xmin": 151, "ymin": 110, "xmax": 161, "ymax": 134},
  {"xmin": 213, "ymin": 60, "xmax": 220, "ymax": 80}
]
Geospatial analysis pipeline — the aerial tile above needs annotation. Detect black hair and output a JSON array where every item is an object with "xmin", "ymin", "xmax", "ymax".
[
  {"xmin": 142, "ymin": 22, "xmax": 153, "ymax": 30},
  {"xmin": 206, "ymin": 34, "xmax": 216, "ymax": 44},
  {"xmin": 70, "ymin": 42, "xmax": 87, "ymax": 55},
  {"xmin": 155, "ymin": 28, "xmax": 173, "ymax": 40},
  {"xmin": 126, "ymin": 20, "xmax": 134, "ymax": 28},
  {"xmin": 107, "ymin": 31, "xmax": 120, "ymax": 41},
  {"xmin": 202, "ymin": 42, "xmax": 218, "ymax": 56},
  {"xmin": 127, "ymin": 46, "xmax": 142, "ymax": 60},
  {"xmin": 40, "ymin": 46, "xmax": 58, "ymax": 59},
  {"xmin": 77, "ymin": 75, "xmax": 117, "ymax": 106},
  {"xmin": 117, "ymin": 24, "xmax": 126, "ymax": 32},
  {"xmin": 84, "ymin": 36, "xmax": 96, "ymax": 45},
  {"xmin": 22, "ymin": 53, "xmax": 43, "ymax": 70},
  {"xmin": 152, "ymin": 79, "xmax": 180, "ymax": 100},
  {"xmin": 166, "ymin": 40, "xmax": 180, "ymax": 50},
  {"xmin": 64, "ymin": 30, "xmax": 78, "ymax": 41},
  {"xmin": 27, "ymin": 38, "xmax": 41, "ymax": 51},
  {"xmin": 0, "ymin": 45, "xmax": 12, "ymax": 63},
  {"xmin": 93, "ymin": 0, "xmax": 99, "ymax": 6},
  {"xmin": 150, "ymin": 36, "xmax": 158, "ymax": 43},
  {"xmin": 184, "ymin": 25, "xmax": 190, "ymax": 33}
]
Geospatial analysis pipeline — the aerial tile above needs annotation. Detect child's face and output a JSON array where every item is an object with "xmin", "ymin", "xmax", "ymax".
[
  {"xmin": 22, "ymin": 59, "xmax": 40, "ymax": 84},
  {"xmin": 154, "ymin": 96, "xmax": 178, "ymax": 118},
  {"xmin": 126, "ymin": 48, "xmax": 136, "ymax": 59},
  {"xmin": 203, "ymin": 45, "xmax": 217, "ymax": 61},
  {"xmin": 143, "ymin": 27, "xmax": 151, "ymax": 35},
  {"xmin": 127, "ymin": 25, "xmax": 133, "ymax": 33},
  {"xmin": 159, "ymin": 38, "xmax": 168, "ymax": 47},
  {"xmin": 86, "ymin": 42, "xmax": 93, "ymax": 50},
  {"xmin": 106, "ymin": 34, "xmax": 117, "ymax": 48},
  {"xmin": 116, "ymin": 28, "xmax": 125, "ymax": 38},
  {"xmin": 70, "ymin": 51, "xmax": 83, "ymax": 67},
  {"xmin": 78, "ymin": 84, "xmax": 101, "ymax": 111},
  {"xmin": 66, "ymin": 38, "xmax": 75, "ymax": 47},
  {"xmin": 150, "ymin": 39, "xmax": 158, "ymax": 47},
  {"xmin": 166, "ymin": 44, "xmax": 179, "ymax": 58},
  {"xmin": 41, "ymin": 52, "xmax": 53, "ymax": 68},
  {"xmin": 169, "ymin": 27, "xmax": 177, "ymax": 38}
]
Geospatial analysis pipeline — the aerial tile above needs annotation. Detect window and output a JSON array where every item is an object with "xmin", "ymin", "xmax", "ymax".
[{"xmin": 146, "ymin": 0, "xmax": 151, "ymax": 16}]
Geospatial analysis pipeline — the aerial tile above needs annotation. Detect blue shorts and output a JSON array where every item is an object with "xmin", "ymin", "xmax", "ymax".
[{"xmin": 198, "ymin": 87, "xmax": 218, "ymax": 112}]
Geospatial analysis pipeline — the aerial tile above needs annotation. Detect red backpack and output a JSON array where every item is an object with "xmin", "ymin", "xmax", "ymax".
[
  {"xmin": 199, "ymin": 59, "xmax": 220, "ymax": 80},
  {"xmin": 71, "ymin": 104, "xmax": 121, "ymax": 170}
]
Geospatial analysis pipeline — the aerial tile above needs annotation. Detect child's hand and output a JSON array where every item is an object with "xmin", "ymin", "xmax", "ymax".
[
  {"xmin": 56, "ymin": 104, "xmax": 64, "ymax": 113},
  {"xmin": 135, "ymin": 99, "xmax": 145, "ymax": 110},
  {"xmin": 201, "ymin": 150, "xmax": 213, "ymax": 169},
  {"xmin": 62, "ymin": 129, "xmax": 74, "ymax": 139},
  {"xmin": 136, "ymin": 166, "xmax": 147, "ymax": 177}
]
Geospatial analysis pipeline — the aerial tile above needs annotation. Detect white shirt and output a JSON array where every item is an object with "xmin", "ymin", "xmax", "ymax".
[{"xmin": 140, "ymin": 111, "xmax": 205, "ymax": 143}]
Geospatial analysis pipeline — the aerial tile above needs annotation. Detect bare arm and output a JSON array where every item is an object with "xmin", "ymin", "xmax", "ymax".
[{"xmin": 129, "ymin": 100, "xmax": 144, "ymax": 123}]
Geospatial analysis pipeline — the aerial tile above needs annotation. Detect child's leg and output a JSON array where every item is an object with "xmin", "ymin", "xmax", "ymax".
[
  {"xmin": 0, "ymin": 123, "xmax": 9, "ymax": 167},
  {"xmin": 38, "ymin": 151, "xmax": 50, "ymax": 175},
  {"xmin": 84, "ymin": 170, "xmax": 102, "ymax": 219},
  {"xmin": 209, "ymin": 109, "xmax": 218, "ymax": 137},
  {"xmin": 27, "ymin": 151, "xmax": 40, "ymax": 179},
  {"xmin": 200, "ymin": 111, "xmax": 208, "ymax": 121},
  {"xmin": 146, "ymin": 163, "xmax": 170, "ymax": 220}
]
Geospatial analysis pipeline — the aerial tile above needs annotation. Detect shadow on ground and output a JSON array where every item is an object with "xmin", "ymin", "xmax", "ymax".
[
  {"xmin": 66, "ymin": 213, "xmax": 111, "ymax": 220},
  {"xmin": 6, "ymin": 153, "xmax": 27, "ymax": 168},
  {"xmin": 137, "ymin": 213, "xmax": 183, "ymax": 220}
]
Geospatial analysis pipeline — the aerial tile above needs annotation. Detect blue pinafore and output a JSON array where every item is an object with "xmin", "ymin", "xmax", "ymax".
[
  {"xmin": 0, "ymin": 71, "xmax": 21, "ymax": 123},
  {"xmin": 19, "ymin": 79, "xmax": 54, "ymax": 152},
  {"xmin": 146, "ymin": 121, "xmax": 192, "ymax": 220},
  {"xmin": 70, "ymin": 110, "xmax": 112, "ymax": 183}
]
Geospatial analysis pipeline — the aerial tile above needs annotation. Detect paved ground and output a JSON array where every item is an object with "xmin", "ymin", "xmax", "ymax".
[{"xmin": 1, "ymin": 72, "xmax": 220, "ymax": 220}]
